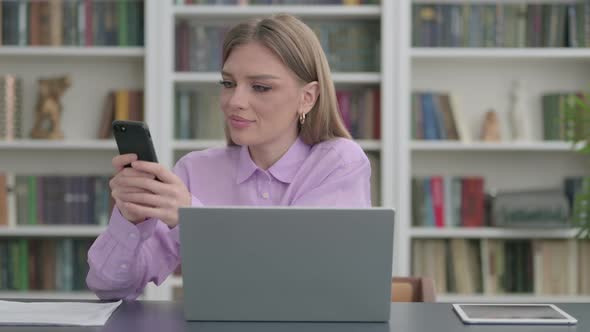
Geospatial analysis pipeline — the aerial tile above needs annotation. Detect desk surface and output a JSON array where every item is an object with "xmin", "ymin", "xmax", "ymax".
[{"xmin": 1, "ymin": 301, "xmax": 588, "ymax": 332}]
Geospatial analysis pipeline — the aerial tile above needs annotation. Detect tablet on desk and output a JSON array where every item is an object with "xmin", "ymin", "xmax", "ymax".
[{"xmin": 452, "ymin": 303, "xmax": 578, "ymax": 325}]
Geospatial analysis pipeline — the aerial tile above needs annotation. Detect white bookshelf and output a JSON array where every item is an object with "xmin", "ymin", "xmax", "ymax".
[
  {"xmin": 0, "ymin": 140, "xmax": 116, "ymax": 151},
  {"xmin": 400, "ymin": 0, "xmax": 590, "ymax": 303},
  {"xmin": 411, "ymin": 48, "xmax": 590, "ymax": 59},
  {"xmin": 410, "ymin": 227, "xmax": 580, "ymax": 239},
  {"xmin": 0, "ymin": 47, "xmax": 145, "ymax": 58},
  {"xmin": 173, "ymin": 72, "xmax": 381, "ymax": 85},
  {"xmin": 0, "ymin": 0, "xmax": 161, "ymax": 300},
  {"xmin": 0, "ymin": 226, "xmax": 106, "ymax": 237},
  {"xmin": 172, "ymin": 4, "xmax": 381, "ymax": 18},
  {"xmin": 410, "ymin": 141, "xmax": 581, "ymax": 152},
  {"xmin": 153, "ymin": 1, "xmax": 396, "ymax": 301}
]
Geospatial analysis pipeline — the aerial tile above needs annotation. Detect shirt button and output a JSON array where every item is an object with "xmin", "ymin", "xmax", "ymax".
[
  {"xmin": 262, "ymin": 192, "xmax": 270, "ymax": 199},
  {"xmin": 129, "ymin": 233, "xmax": 137, "ymax": 239},
  {"xmin": 120, "ymin": 263, "xmax": 129, "ymax": 269}
]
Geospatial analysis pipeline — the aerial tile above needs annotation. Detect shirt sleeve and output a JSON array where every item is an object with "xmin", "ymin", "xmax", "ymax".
[
  {"xmin": 86, "ymin": 157, "xmax": 202, "ymax": 300},
  {"xmin": 291, "ymin": 158, "xmax": 372, "ymax": 207}
]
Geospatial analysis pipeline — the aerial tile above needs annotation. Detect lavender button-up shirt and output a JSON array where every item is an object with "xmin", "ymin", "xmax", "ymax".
[{"xmin": 86, "ymin": 137, "xmax": 371, "ymax": 300}]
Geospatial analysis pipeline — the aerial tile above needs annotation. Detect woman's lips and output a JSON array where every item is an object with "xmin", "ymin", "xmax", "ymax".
[{"xmin": 229, "ymin": 116, "xmax": 255, "ymax": 129}]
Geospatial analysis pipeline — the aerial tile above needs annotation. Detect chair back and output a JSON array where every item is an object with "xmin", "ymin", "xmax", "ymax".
[{"xmin": 391, "ymin": 277, "xmax": 436, "ymax": 302}]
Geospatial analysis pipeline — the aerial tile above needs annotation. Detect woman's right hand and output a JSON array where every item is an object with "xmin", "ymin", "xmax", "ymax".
[{"xmin": 110, "ymin": 154, "xmax": 156, "ymax": 224}]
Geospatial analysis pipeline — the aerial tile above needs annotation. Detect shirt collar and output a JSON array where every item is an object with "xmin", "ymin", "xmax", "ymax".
[{"xmin": 236, "ymin": 136, "xmax": 311, "ymax": 184}]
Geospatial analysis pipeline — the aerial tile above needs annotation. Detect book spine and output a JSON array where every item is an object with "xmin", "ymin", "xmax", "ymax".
[{"xmin": 431, "ymin": 176, "xmax": 445, "ymax": 228}]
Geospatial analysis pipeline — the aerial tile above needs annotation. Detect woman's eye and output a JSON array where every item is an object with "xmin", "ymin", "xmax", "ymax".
[
  {"xmin": 219, "ymin": 80, "xmax": 235, "ymax": 88},
  {"xmin": 252, "ymin": 85, "xmax": 271, "ymax": 93}
]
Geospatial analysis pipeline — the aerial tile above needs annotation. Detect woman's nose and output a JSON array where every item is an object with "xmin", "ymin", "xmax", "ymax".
[{"xmin": 227, "ymin": 85, "xmax": 248, "ymax": 110}]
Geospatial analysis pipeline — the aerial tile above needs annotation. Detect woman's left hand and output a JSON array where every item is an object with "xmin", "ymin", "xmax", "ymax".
[{"xmin": 114, "ymin": 160, "xmax": 192, "ymax": 229}]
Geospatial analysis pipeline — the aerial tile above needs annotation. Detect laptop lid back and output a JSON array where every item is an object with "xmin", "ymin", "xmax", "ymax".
[{"xmin": 179, "ymin": 207, "xmax": 394, "ymax": 322}]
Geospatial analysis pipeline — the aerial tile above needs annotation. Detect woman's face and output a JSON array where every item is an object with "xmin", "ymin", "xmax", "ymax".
[{"xmin": 220, "ymin": 42, "xmax": 310, "ymax": 148}]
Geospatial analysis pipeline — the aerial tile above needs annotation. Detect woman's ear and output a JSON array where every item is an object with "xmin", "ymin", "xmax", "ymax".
[{"xmin": 300, "ymin": 81, "xmax": 319, "ymax": 116}]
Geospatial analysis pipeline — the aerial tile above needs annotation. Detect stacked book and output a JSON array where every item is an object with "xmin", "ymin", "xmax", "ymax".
[
  {"xmin": 0, "ymin": 238, "xmax": 93, "ymax": 292},
  {"xmin": 175, "ymin": 21, "xmax": 380, "ymax": 72},
  {"xmin": 411, "ymin": 92, "xmax": 466, "ymax": 141},
  {"xmin": 412, "ymin": 238, "xmax": 590, "ymax": 295},
  {"xmin": 175, "ymin": 0, "xmax": 379, "ymax": 4},
  {"xmin": 412, "ymin": 176, "xmax": 486, "ymax": 228},
  {"xmin": 0, "ymin": 174, "xmax": 113, "ymax": 226},
  {"xmin": 413, "ymin": 3, "xmax": 590, "ymax": 48},
  {"xmin": 0, "ymin": 75, "xmax": 22, "ymax": 141},
  {"xmin": 98, "ymin": 89, "xmax": 144, "ymax": 139},
  {"xmin": 542, "ymin": 92, "xmax": 590, "ymax": 141},
  {"xmin": 336, "ymin": 88, "xmax": 380, "ymax": 139},
  {"xmin": 175, "ymin": 89, "xmax": 224, "ymax": 140},
  {"xmin": 0, "ymin": 0, "xmax": 144, "ymax": 47}
]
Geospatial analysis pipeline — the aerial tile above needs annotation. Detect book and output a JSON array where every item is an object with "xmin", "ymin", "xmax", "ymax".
[
  {"xmin": 0, "ymin": 75, "xmax": 23, "ymax": 140},
  {"xmin": 0, "ymin": 174, "xmax": 7, "ymax": 226}
]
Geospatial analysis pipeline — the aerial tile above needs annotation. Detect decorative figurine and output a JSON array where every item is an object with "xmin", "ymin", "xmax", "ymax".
[
  {"xmin": 30, "ymin": 75, "xmax": 71, "ymax": 139},
  {"xmin": 508, "ymin": 79, "xmax": 532, "ymax": 141},
  {"xmin": 481, "ymin": 109, "xmax": 501, "ymax": 141}
]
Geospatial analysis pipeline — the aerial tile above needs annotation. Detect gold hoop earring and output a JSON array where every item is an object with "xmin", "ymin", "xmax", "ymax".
[{"xmin": 299, "ymin": 113, "xmax": 306, "ymax": 125}]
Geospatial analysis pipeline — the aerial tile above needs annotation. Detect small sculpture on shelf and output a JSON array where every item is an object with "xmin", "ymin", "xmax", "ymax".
[
  {"xmin": 30, "ymin": 75, "xmax": 71, "ymax": 140},
  {"xmin": 480, "ymin": 109, "xmax": 501, "ymax": 142},
  {"xmin": 508, "ymin": 79, "xmax": 532, "ymax": 141}
]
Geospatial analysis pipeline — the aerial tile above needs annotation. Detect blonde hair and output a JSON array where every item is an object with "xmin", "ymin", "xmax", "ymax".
[{"xmin": 222, "ymin": 14, "xmax": 351, "ymax": 146}]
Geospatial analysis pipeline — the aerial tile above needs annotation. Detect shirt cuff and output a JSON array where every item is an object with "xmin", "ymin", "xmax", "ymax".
[
  {"xmin": 168, "ymin": 195, "xmax": 203, "ymax": 247},
  {"xmin": 107, "ymin": 207, "xmax": 158, "ymax": 251}
]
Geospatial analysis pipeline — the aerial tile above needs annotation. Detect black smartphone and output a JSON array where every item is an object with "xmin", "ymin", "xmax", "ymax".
[{"xmin": 112, "ymin": 120, "xmax": 158, "ymax": 167}]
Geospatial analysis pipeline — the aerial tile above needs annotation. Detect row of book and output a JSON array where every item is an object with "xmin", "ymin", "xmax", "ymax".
[
  {"xmin": 542, "ymin": 92, "xmax": 590, "ymax": 141},
  {"xmin": 413, "ymin": 176, "xmax": 586, "ymax": 228},
  {"xmin": 175, "ymin": 89, "xmax": 224, "ymax": 140},
  {"xmin": 0, "ymin": 75, "xmax": 23, "ymax": 140},
  {"xmin": 174, "ymin": 87, "xmax": 381, "ymax": 140},
  {"xmin": 0, "ymin": 174, "xmax": 113, "ymax": 226},
  {"xmin": 412, "ymin": 176, "xmax": 485, "ymax": 228},
  {"xmin": 411, "ymin": 92, "xmax": 464, "ymax": 141},
  {"xmin": 175, "ymin": 21, "xmax": 380, "ymax": 72},
  {"xmin": 175, "ymin": 0, "xmax": 379, "ymax": 4},
  {"xmin": 337, "ymin": 89, "xmax": 380, "ymax": 140},
  {"xmin": 98, "ymin": 89, "xmax": 144, "ymax": 139},
  {"xmin": 1, "ymin": 0, "xmax": 144, "ymax": 47},
  {"xmin": 413, "ymin": 239, "xmax": 590, "ymax": 295},
  {"xmin": 413, "ymin": 4, "xmax": 590, "ymax": 48},
  {"xmin": 0, "ymin": 238, "xmax": 93, "ymax": 291}
]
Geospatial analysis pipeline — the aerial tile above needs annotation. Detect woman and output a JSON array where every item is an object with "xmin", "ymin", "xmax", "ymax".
[{"xmin": 87, "ymin": 14, "xmax": 372, "ymax": 300}]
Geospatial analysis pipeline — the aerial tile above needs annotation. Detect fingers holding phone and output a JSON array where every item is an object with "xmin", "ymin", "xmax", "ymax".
[
  {"xmin": 111, "ymin": 121, "xmax": 190, "ymax": 228},
  {"xmin": 110, "ymin": 155, "xmax": 157, "ymax": 224},
  {"xmin": 118, "ymin": 160, "xmax": 191, "ymax": 229}
]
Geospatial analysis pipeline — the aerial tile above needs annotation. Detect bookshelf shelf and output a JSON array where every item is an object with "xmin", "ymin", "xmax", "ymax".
[
  {"xmin": 411, "ymin": 48, "xmax": 590, "ymax": 60},
  {"xmin": 410, "ymin": 227, "xmax": 579, "ymax": 239},
  {"xmin": 0, "ymin": 140, "xmax": 116, "ymax": 151},
  {"xmin": 0, "ymin": 291, "xmax": 98, "ymax": 300},
  {"xmin": 173, "ymin": 5, "xmax": 381, "ymax": 19},
  {"xmin": 410, "ymin": 141, "xmax": 580, "ymax": 152},
  {"xmin": 438, "ymin": 294, "xmax": 590, "ymax": 303},
  {"xmin": 173, "ymin": 140, "xmax": 225, "ymax": 151},
  {"xmin": 0, "ymin": 47, "xmax": 145, "ymax": 58},
  {"xmin": 357, "ymin": 140, "xmax": 382, "ymax": 151},
  {"xmin": 173, "ymin": 72, "xmax": 381, "ymax": 85},
  {"xmin": 0, "ymin": 226, "xmax": 106, "ymax": 237},
  {"xmin": 172, "ymin": 139, "xmax": 381, "ymax": 152}
]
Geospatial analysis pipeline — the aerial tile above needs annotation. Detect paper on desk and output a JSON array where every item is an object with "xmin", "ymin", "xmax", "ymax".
[{"xmin": 0, "ymin": 300, "xmax": 122, "ymax": 326}]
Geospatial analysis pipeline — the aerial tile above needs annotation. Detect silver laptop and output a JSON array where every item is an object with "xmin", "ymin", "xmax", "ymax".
[{"xmin": 179, "ymin": 207, "xmax": 395, "ymax": 322}]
